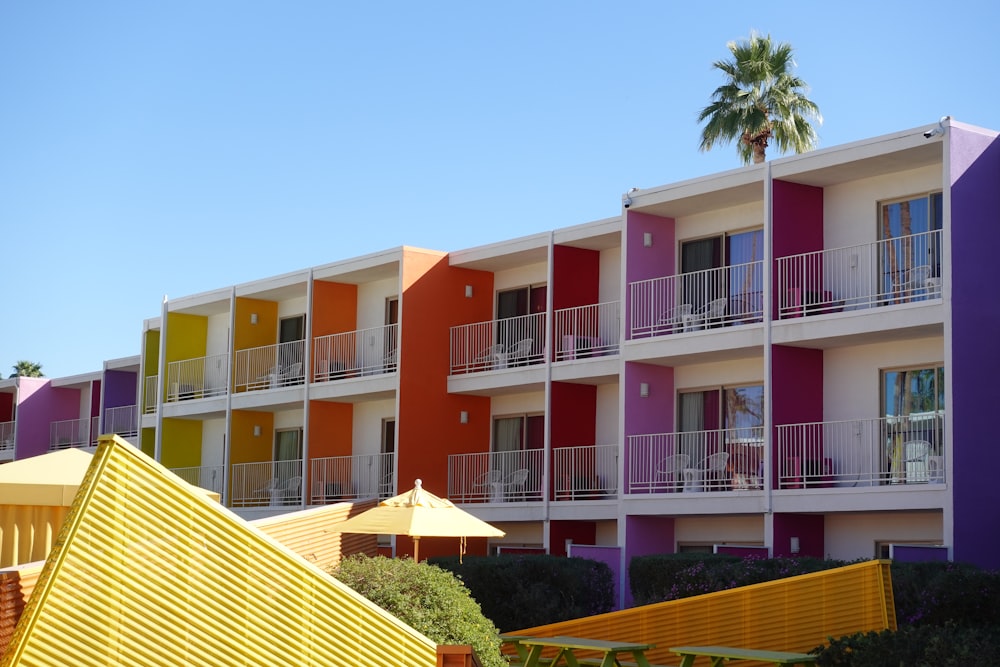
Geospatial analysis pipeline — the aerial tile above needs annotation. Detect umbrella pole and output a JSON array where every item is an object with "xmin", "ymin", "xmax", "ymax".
[{"xmin": 413, "ymin": 536, "xmax": 420, "ymax": 562}]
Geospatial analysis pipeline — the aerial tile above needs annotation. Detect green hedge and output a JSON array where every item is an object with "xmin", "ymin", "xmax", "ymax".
[
  {"xmin": 629, "ymin": 553, "xmax": 845, "ymax": 606},
  {"xmin": 330, "ymin": 554, "xmax": 507, "ymax": 667},
  {"xmin": 430, "ymin": 554, "xmax": 615, "ymax": 632}
]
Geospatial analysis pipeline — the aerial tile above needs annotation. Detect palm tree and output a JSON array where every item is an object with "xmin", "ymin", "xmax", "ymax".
[
  {"xmin": 9, "ymin": 360, "xmax": 44, "ymax": 378},
  {"xmin": 698, "ymin": 32, "xmax": 822, "ymax": 164}
]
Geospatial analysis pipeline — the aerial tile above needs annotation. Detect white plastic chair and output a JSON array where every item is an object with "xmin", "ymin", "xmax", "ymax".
[
  {"xmin": 683, "ymin": 452, "xmax": 730, "ymax": 491},
  {"xmin": 683, "ymin": 298, "xmax": 728, "ymax": 331},
  {"xmin": 656, "ymin": 453, "xmax": 691, "ymax": 492},
  {"xmin": 500, "ymin": 468, "xmax": 530, "ymax": 500},
  {"xmin": 507, "ymin": 338, "xmax": 534, "ymax": 366},
  {"xmin": 658, "ymin": 304, "xmax": 693, "ymax": 334}
]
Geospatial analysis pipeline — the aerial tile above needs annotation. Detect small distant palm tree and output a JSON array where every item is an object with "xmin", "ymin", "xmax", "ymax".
[
  {"xmin": 698, "ymin": 32, "xmax": 822, "ymax": 164},
  {"xmin": 9, "ymin": 361, "xmax": 44, "ymax": 378}
]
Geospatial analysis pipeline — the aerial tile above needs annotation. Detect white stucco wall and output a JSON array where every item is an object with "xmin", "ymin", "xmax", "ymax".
[{"xmin": 824, "ymin": 511, "xmax": 943, "ymax": 560}]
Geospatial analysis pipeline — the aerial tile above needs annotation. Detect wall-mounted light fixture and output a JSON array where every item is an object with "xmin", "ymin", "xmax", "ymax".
[
  {"xmin": 459, "ymin": 410, "xmax": 469, "ymax": 424},
  {"xmin": 639, "ymin": 382, "xmax": 650, "ymax": 398},
  {"xmin": 643, "ymin": 232, "xmax": 653, "ymax": 248},
  {"xmin": 250, "ymin": 313, "xmax": 258, "ymax": 325},
  {"xmin": 465, "ymin": 285, "xmax": 473, "ymax": 298},
  {"xmin": 790, "ymin": 536, "xmax": 800, "ymax": 554},
  {"xmin": 253, "ymin": 425, "xmax": 261, "ymax": 437}
]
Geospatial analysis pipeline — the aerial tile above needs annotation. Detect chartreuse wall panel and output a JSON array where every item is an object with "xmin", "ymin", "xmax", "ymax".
[
  {"xmin": 0, "ymin": 436, "xmax": 436, "ymax": 666},
  {"xmin": 510, "ymin": 559, "xmax": 895, "ymax": 667}
]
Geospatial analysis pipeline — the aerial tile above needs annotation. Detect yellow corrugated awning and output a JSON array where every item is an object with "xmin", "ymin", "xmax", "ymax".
[{"xmin": 0, "ymin": 448, "xmax": 93, "ymax": 506}]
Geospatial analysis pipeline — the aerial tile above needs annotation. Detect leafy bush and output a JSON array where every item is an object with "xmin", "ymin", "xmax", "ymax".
[
  {"xmin": 889, "ymin": 561, "xmax": 1000, "ymax": 628},
  {"xmin": 814, "ymin": 624, "xmax": 1000, "ymax": 666},
  {"xmin": 331, "ymin": 554, "xmax": 506, "ymax": 667},
  {"xmin": 430, "ymin": 554, "xmax": 615, "ymax": 632},
  {"xmin": 629, "ymin": 553, "xmax": 849, "ymax": 606}
]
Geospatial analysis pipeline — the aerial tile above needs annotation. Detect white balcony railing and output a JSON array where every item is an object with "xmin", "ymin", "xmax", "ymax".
[
  {"xmin": 166, "ymin": 353, "xmax": 229, "ymax": 402},
  {"xmin": 312, "ymin": 324, "xmax": 399, "ymax": 383},
  {"xmin": 447, "ymin": 448, "xmax": 545, "ymax": 503},
  {"xmin": 0, "ymin": 421, "xmax": 14, "ymax": 451},
  {"xmin": 776, "ymin": 414, "xmax": 945, "ymax": 487},
  {"xmin": 104, "ymin": 404, "xmax": 138, "ymax": 437},
  {"xmin": 626, "ymin": 427, "xmax": 765, "ymax": 494},
  {"xmin": 50, "ymin": 417, "xmax": 99, "ymax": 450},
  {"xmin": 776, "ymin": 230, "xmax": 942, "ymax": 318},
  {"xmin": 144, "ymin": 375, "xmax": 158, "ymax": 414},
  {"xmin": 552, "ymin": 444, "xmax": 618, "ymax": 500},
  {"xmin": 552, "ymin": 302, "xmax": 620, "ymax": 361},
  {"xmin": 233, "ymin": 340, "xmax": 305, "ymax": 392},
  {"xmin": 450, "ymin": 312, "xmax": 547, "ymax": 375},
  {"xmin": 310, "ymin": 452, "xmax": 394, "ymax": 503},
  {"xmin": 230, "ymin": 459, "xmax": 304, "ymax": 507},
  {"xmin": 171, "ymin": 465, "xmax": 225, "ymax": 496},
  {"xmin": 629, "ymin": 261, "xmax": 764, "ymax": 338}
]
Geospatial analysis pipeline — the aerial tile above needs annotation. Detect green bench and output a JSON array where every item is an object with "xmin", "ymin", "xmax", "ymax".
[{"xmin": 670, "ymin": 645, "xmax": 818, "ymax": 667}]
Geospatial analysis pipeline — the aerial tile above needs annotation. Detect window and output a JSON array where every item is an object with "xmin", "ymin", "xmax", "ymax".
[
  {"xmin": 878, "ymin": 192, "xmax": 943, "ymax": 295},
  {"xmin": 496, "ymin": 286, "xmax": 546, "ymax": 363},
  {"xmin": 273, "ymin": 428, "xmax": 302, "ymax": 485},
  {"xmin": 679, "ymin": 385, "xmax": 764, "ymax": 487},
  {"xmin": 882, "ymin": 365, "xmax": 944, "ymax": 453},
  {"xmin": 492, "ymin": 414, "xmax": 544, "ymax": 453},
  {"xmin": 680, "ymin": 229, "xmax": 763, "ymax": 321}
]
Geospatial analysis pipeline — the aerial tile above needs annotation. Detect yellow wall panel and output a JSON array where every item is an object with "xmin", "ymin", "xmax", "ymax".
[
  {"xmin": 165, "ymin": 312, "xmax": 208, "ymax": 363},
  {"xmin": 159, "ymin": 418, "xmax": 204, "ymax": 468}
]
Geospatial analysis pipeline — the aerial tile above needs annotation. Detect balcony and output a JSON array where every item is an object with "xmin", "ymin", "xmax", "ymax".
[
  {"xmin": 552, "ymin": 444, "xmax": 618, "ymax": 500},
  {"xmin": 171, "ymin": 465, "xmax": 225, "ymax": 496},
  {"xmin": 166, "ymin": 353, "xmax": 229, "ymax": 401},
  {"xmin": 626, "ymin": 427, "xmax": 765, "ymax": 494},
  {"xmin": 0, "ymin": 420, "xmax": 14, "ymax": 452},
  {"xmin": 450, "ymin": 312, "xmax": 547, "ymax": 375},
  {"xmin": 312, "ymin": 324, "xmax": 399, "ymax": 383},
  {"xmin": 310, "ymin": 452, "xmax": 394, "ymax": 503},
  {"xmin": 447, "ymin": 448, "xmax": 545, "ymax": 503},
  {"xmin": 143, "ymin": 375, "xmax": 158, "ymax": 414},
  {"xmin": 104, "ymin": 404, "xmax": 138, "ymax": 438},
  {"xmin": 50, "ymin": 417, "xmax": 99, "ymax": 450},
  {"xmin": 234, "ymin": 341, "xmax": 305, "ymax": 392},
  {"xmin": 230, "ymin": 459, "xmax": 304, "ymax": 508},
  {"xmin": 776, "ymin": 414, "xmax": 945, "ymax": 488},
  {"xmin": 629, "ymin": 261, "xmax": 764, "ymax": 339},
  {"xmin": 552, "ymin": 302, "xmax": 621, "ymax": 361},
  {"xmin": 776, "ymin": 230, "xmax": 942, "ymax": 318}
]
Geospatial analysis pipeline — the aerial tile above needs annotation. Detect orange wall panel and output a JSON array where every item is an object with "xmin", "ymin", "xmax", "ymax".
[
  {"xmin": 231, "ymin": 411, "xmax": 274, "ymax": 464},
  {"xmin": 395, "ymin": 250, "xmax": 496, "ymax": 563},
  {"xmin": 312, "ymin": 282, "xmax": 358, "ymax": 336},
  {"xmin": 235, "ymin": 298, "xmax": 279, "ymax": 350},
  {"xmin": 308, "ymin": 401, "xmax": 353, "ymax": 458}
]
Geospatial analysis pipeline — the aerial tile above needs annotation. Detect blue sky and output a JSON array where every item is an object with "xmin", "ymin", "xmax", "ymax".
[{"xmin": 2, "ymin": 1, "xmax": 997, "ymax": 378}]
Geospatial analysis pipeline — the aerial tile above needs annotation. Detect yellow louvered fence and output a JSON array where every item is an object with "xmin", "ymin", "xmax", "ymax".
[
  {"xmin": 1, "ymin": 435, "xmax": 438, "ymax": 666},
  {"xmin": 508, "ymin": 558, "xmax": 896, "ymax": 667}
]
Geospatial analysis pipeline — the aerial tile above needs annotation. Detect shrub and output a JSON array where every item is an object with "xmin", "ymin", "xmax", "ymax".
[
  {"xmin": 331, "ymin": 554, "xmax": 506, "ymax": 667},
  {"xmin": 430, "ymin": 554, "xmax": 615, "ymax": 632},
  {"xmin": 814, "ymin": 624, "xmax": 1000, "ymax": 666},
  {"xmin": 629, "ymin": 553, "xmax": 848, "ymax": 606},
  {"xmin": 889, "ymin": 561, "xmax": 1000, "ymax": 628}
]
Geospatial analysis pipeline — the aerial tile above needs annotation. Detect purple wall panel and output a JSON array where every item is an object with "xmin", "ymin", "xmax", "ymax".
[
  {"xmin": 568, "ymin": 544, "xmax": 623, "ymax": 610},
  {"xmin": 890, "ymin": 545, "xmax": 948, "ymax": 563},
  {"xmin": 104, "ymin": 370, "xmax": 138, "ymax": 409},
  {"xmin": 949, "ymin": 126, "xmax": 1000, "ymax": 569},
  {"xmin": 13, "ymin": 378, "xmax": 68, "ymax": 459},
  {"xmin": 624, "ymin": 515, "xmax": 675, "ymax": 608}
]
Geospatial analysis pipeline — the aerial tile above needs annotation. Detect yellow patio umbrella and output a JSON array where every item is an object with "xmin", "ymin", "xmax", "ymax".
[{"xmin": 332, "ymin": 479, "xmax": 505, "ymax": 561}]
